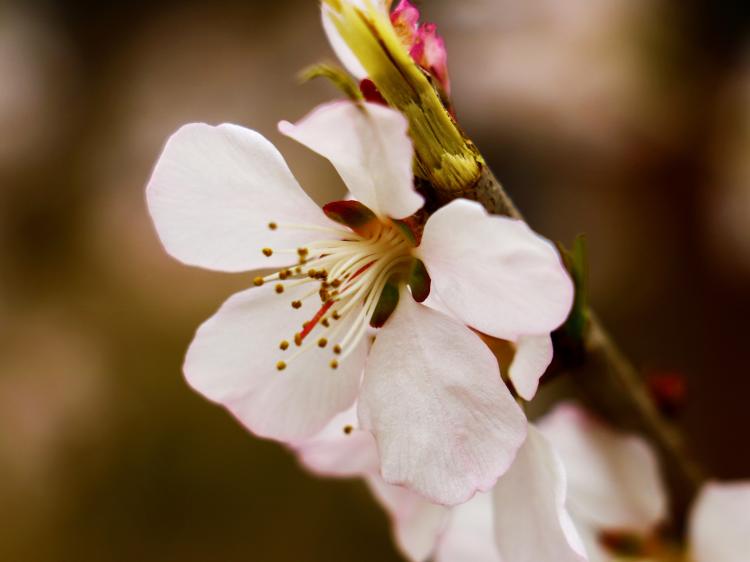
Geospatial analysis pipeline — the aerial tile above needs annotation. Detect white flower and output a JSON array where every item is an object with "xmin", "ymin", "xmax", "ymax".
[
  {"xmin": 146, "ymin": 100, "xmax": 573, "ymax": 505},
  {"xmin": 295, "ymin": 404, "xmax": 587, "ymax": 562}
]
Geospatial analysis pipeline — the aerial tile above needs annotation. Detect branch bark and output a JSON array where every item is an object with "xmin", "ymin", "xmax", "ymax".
[{"xmin": 439, "ymin": 164, "xmax": 705, "ymax": 529}]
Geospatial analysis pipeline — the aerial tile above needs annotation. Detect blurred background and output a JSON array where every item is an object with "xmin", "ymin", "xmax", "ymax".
[{"xmin": 1, "ymin": 0, "xmax": 749, "ymax": 560}]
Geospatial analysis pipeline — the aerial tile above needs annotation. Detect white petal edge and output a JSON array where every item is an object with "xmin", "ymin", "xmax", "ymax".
[
  {"xmin": 689, "ymin": 481, "xmax": 750, "ymax": 562},
  {"xmin": 184, "ymin": 283, "xmax": 367, "ymax": 443},
  {"xmin": 492, "ymin": 426, "xmax": 588, "ymax": 562},
  {"xmin": 358, "ymin": 290, "xmax": 527, "ymax": 506},
  {"xmin": 508, "ymin": 333, "xmax": 554, "ymax": 400},
  {"xmin": 279, "ymin": 101, "xmax": 423, "ymax": 219},
  {"xmin": 293, "ymin": 404, "xmax": 380, "ymax": 477},
  {"xmin": 367, "ymin": 476, "xmax": 449, "ymax": 562},
  {"xmin": 322, "ymin": 2, "xmax": 368, "ymax": 80},
  {"xmin": 419, "ymin": 199, "xmax": 574, "ymax": 340},
  {"xmin": 537, "ymin": 402, "xmax": 668, "ymax": 532},
  {"xmin": 146, "ymin": 123, "xmax": 333, "ymax": 272}
]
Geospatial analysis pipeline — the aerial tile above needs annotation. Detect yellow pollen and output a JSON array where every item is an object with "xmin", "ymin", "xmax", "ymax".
[
  {"xmin": 275, "ymin": 284, "xmax": 284, "ymax": 294},
  {"xmin": 253, "ymin": 276, "xmax": 264, "ymax": 286},
  {"xmin": 330, "ymin": 359, "xmax": 339, "ymax": 370},
  {"xmin": 279, "ymin": 340, "xmax": 289, "ymax": 350},
  {"xmin": 333, "ymin": 344, "xmax": 342, "ymax": 355},
  {"xmin": 343, "ymin": 425, "xmax": 353, "ymax": 435},
  {"xmin": 291, "ymin": 300, "xmax": 302, "ymax": 309},
  {"xmin": 332, "ymin": 310, "xmax": 341, "ymax": 320},
  {"xmin": 318, "ymin": 338, "xmax": 328, "ymax": 348},
  {"xmin": 276, "ymin": 361, "xmax": 286, "ymax": 371},
  {"xmin": 262, "ymin": 247, "xmax": 273, "ymax": 257},
  {"xmin": 268, "ymin": 221, "xmax": 277, "ymax": 230}
]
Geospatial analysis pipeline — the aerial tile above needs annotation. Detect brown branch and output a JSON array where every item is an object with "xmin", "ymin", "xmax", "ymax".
[{"xmin": 439, "ymin": 164, "xmax": 706, "ymax": 529}]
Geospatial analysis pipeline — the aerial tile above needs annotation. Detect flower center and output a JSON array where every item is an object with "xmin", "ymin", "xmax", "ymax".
[{"xmin": 259, "ymin": 216, "xmax": 415, "ymax": 372}]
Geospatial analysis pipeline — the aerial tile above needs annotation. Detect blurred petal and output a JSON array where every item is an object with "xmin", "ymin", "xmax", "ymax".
[
  {"xmin": 436, "ymin": 493, "xmax": 501, "ymax": 562},
  {"xmin": 147, "ymin": 123, "xmax": 331, "ymax": 272},
  {"xmin": 367, "ymin": 476, "xmax": 449, "ymax": 562},
  {"xmin": 184, "ymin": 284, "xmax": 367, "ymax": 442},
  {"xmin": 294, "ymin": 404, "xmax": 379, "ymax": 477},
  {"xmin": 493, "ymin": 426, "xmax": 587, "ymax": 562},
  {"xmin": 690, "ymin": 481, "xmax": 750, "ymax": 562},
  {"xmin": 537, "ymin": 403, "xmax": 667, "ymax": 532},
  {"xmin": 419, "ymin": 199, "xmax": 574, "ymax": 340},
  {"xmin": 359, "ymin": 291, "xmax": 527, "ymax": 506},
  {"xmin": 508, "ymin": 333, "xmax": 553, "ymax": 400},
  {"xmin": 279, "ymin": 101, "xmax": 423, "ymax": 219},
  {"xmin": 321, "ymin": 2, "xmax": 369, "ymax": 80}
]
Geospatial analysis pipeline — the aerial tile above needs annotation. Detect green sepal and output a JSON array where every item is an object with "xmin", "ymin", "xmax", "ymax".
[
  {"xmin": 322, "ymin": 200, "xmax": 378, "ymax": 236},
  {"xmin": 407, "ymin": 258, "xmax": 431, "ymax": 303},
  {"xmin": 370, "ymin": 280, "xmax": 400, "ymax": 328},
  {"xmin": 556, "ymin": 234, "xmax": 589, "ymax": 342},
  {"xmin": 299, "ymin": 62, "xmax": 363, "ymax": 102}
]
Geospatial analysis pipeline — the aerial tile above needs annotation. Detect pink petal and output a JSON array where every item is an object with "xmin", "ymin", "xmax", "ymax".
[
  {"xmin": 537, "ymin": 403, "xmax": 668, "ymax": 532},
  {"xmin": 184, "ymin": 284, "xmax": 367, "ymax": 443},
  {"xmin": 367, "ymin": 476, "xmax": 449, "ymax": 562},
  {"xmin": 435, "ymin": 493, "xmax": 502, "ymax": 562},
  {"xmin": 419, "ymin": 199, "xmax": 574, "ymax": 340},
  {"xmin": 493, "ymin": 426, "xmax": 588, "ymax": 562},
  {"xmin": 690, "ymin": 481, "xmax": 750, "ymax": 562},
  {"xmin": 279, "ymin": 101, "xmax": 423, "ymax": 219},
  {"xmin": 358, "ymin": 290, "xmax": 527, "ymax": 506},
  {"xmin": 294, "ymin": 404, "xmax": 379, "ymax": 477},
  {"xmin": 508, "ymin": 333, "xmax": 554, "ymax": 400},
  {"xmin": 146, "ymin": 123, "xmax": 331, "ymax": 272}
]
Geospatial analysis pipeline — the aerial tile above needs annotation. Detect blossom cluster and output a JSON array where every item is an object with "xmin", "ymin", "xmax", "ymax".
[{"xmin": 146, "ymin": 1, "xmax": 750, "ymax": 560}]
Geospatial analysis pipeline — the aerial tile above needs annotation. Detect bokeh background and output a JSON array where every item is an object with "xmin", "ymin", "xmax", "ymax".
[{"xmin": 1, "ymin": 0, "xmax": 749, "ymax": 560}]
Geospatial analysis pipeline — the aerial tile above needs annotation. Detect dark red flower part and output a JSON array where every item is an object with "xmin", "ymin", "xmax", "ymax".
[
  {"xmin": 646, "ymin": 370, "xmax": 687, "ymax": 417},
  {"xmin": 359, "ymin": 78, "xmax": 388, "ymax": 106}
]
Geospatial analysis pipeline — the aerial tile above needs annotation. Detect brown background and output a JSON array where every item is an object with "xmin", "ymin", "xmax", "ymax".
[{"xmin": 1, "ymin": 0, "xmax": 749, "ymax": 560}]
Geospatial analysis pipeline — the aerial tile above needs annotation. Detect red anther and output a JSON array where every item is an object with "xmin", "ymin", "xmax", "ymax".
[{"xmin": 646, "ymin": 370, "xmax": 687, "ymax": 417}]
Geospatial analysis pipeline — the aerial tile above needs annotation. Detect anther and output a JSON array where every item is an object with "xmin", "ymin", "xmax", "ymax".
[
  {"xmin": 333, "ymin": 344, "xmax": 342, "ymax": 355},
  {"xmin": 332, "ymin": 310, "xmax": 341, "ymax": 320},
  {"xmin": 343, "ymin": 425, "xmax": 353, "ymax": 435},
  {"xmin": 294, "ymin": 333, "xmax": 302, "ymax": 346},
  {"xmin": 294, "ymin": 266, "xmax": 302, "ymax": 274},
  {"xmin": 268, "ymin": 221, "xmax": 277, "ymax": 230},
  {"xmin": 275, "ymin": 284, "xmax": 284, "ymax": 294},
  {"xmin": 318, "ymin": 338, "xmax": 328, "ymax": 348},
  {"xmin": 276, "ymin": 361, "xmax": 287, "ymax": 371},
  {"xmin": 297, "ymin": 248, "xmax": 309, "ymax": 257},
  {"xmin": 291, "ymin": 300, "xmax": 302, "ymax": 309},
  {"xmin": 279, "ymin": 340, "xmax": 289, "ymax": 350},
  {"xmin": 322, "ymin": 318, "xmax": 330, "ymax": 327},
  {"xmin": 279, "ymin": 269, "xmax": 290, "ymax": 280},
  {"xmin": 253, "ymin": 276, "xmax": 264, "ymax": 286},
  {"xmin": 329, "ymin": 359, "xmax": 339, "ymax": 370},
  {"xmin": 331, "ymin": 279, "xmax": 342, "ymax": 288},
  {"xmin": 262, "ymin": 247, "xmax": 273, "ymax": 257}
]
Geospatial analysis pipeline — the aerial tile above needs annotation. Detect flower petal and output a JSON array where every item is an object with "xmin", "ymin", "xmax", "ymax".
[
  {"xmin": 435, "ymin": 493, "xmax": 501, "ymax": 562},
  {"xmin": 689, "ymin": 481, "xmax": 750, "ymax": 562},
  {"xmin": 367, "ymin": 476, "xmax": 449, "ymax": 562},
  {"xmin": 294, "ymin": 404, "xmax": 380, "ymax": 477},
  {"xmin": 419, "ymin": 199, "xmax": 574, "ymax": 340},
  {"xmin": 184, "ymin": 283, "xmax": 367, "ymax": 442},
  {"xmin": 493, "ymin": 426, "xmax": 587, "ymax": 562},
  {"xmin": 321, "ymin": 2, "xmax": 369, "ymax": 80},
  {"xmin": 279, "ymin": 101, "xmax": 423, "ymax": 219},
  {"xmin": 358, "ymin": 290, "xmax": 527, "ymax": 505},
  {"xmin": 147, "ymin": 123, "xmax": 332, "ymax": 272},
  {"xmin": 508, "ymin": 333, "xmax": 553, "ymax": 400},
  {"xmin": 537, "ymin": 403, "xmax": 668, "ymax": 532}
]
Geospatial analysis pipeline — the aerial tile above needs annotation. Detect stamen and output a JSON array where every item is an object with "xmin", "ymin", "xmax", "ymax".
[
  {"xmin": 262, "ymin": 248, "xmax": 273, "ymax": 257},
  {"xmin": 317, "ymin": 338, "xmax": 328, "ymax": 348},
  {"xmin": 343, "ymin": 425, "xmax": 353, "ymax": 435},
  {"xmin": 279, "ymin": 340, "xmax": 289, "ymax": 350},
  {"xmin": 276, "ymin": 361, "xmax": 287, "ymax": 371},
  {"xmin": 291, "ymin": 300, "xmax": 302, "ymax": 309},
  {"xmin": 330, "ymin": 359, "xmax": 339, "ymax": 370},
  {"xmin": 333, "ymin": 344, "xmax": 342, "ymax": 354},
  {"xmin": 268, "ymin": 221, "xmax": 277, "ymax": 230},
  {"xmin": 275, "ymin": 284, "xmax": 284, "ymax": 294},
  {"xmin": 253, "ymin": 276, "xmax": 264, "ymax": 287}
]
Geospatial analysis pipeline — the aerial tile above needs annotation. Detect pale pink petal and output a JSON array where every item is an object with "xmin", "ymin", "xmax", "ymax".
[
  {"xmin": 146, "ymin": 123, "xmax": 332, "ymax": 272},
  {"xmin": 279, "ymin": 101, "xmax": 423, "ymax": 219},
  {"xmin": 689, "ymin": 481, "xmax": 750, "ymax": 562},
  {"xmin": 294, "ymin": 404, "xmax": 379, "ymax": 477},
  {"xmin": 367, "ymin": 476, "xmax": 449, "ymax": 562},
  {"xmin": 358, "ymin": 290, "xmax": 527, "ymax": 506},
  {"xmin": 435, "ymin": 493, "xmax": 501, "ymax": 562},
  {"xmin": 184, "ymin": 283, "xmax": 367, "ymax": 443},
  {"xmin": 419, "ymin": 199, "xmax": 574, "ymax": 340},
  {"xmin": 538, "ymin": 403, "xmax": 667, "ymax": 532},
  {"xmin": 508, "ymin": 333, "xmax": 553, "ymax": 400},
  {"xmin": 493, "ymin": 426, "xmax": 588, "ymax": 562}
]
